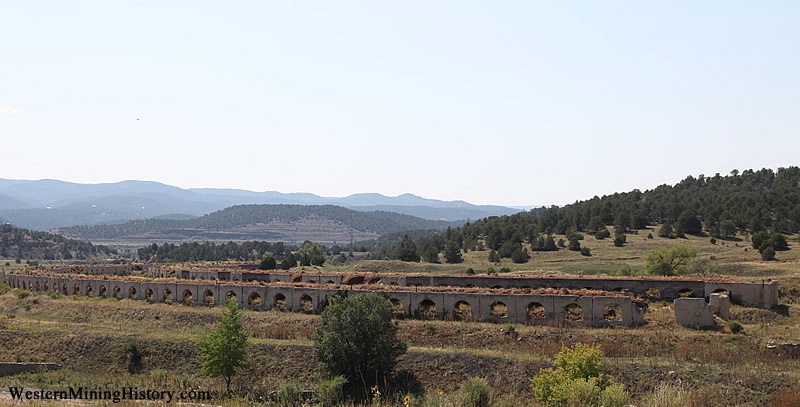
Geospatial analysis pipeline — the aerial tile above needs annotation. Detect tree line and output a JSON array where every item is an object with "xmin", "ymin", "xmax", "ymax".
[
  {"xmin": 369, "ymin": 167, "xmax": 799, "ymax": 264},
  {"xmin": 0, "ymin": 224, "xmax": 116, "ymax": 261}
]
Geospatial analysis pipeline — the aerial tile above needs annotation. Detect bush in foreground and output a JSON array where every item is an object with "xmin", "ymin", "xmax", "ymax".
[
  {"xmin": 312, "ymin": 293, "xmax": 407, "ymax": 392},
  {"xmin": 530, "ymin": 344, "xmax": 630, "ymax": 407}
]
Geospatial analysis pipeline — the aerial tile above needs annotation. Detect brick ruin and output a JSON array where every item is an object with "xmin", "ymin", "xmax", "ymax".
[{"xmin": 6, "ymin": 269, "xmax": 778, "ymax": 328}]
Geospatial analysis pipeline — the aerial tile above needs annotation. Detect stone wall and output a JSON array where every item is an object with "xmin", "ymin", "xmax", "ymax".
[
  {"xmin": 6, "ymin": 274, "xmax": 646, "ymax": 327},
  {"xmin": 165, "ymin": 270, "xmax": 778, "ymax": 308}
]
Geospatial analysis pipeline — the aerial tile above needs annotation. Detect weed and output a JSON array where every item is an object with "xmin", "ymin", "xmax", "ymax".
[{"xmin": 458, "ymin": 377, "xmax": 491, "ymax": 407}]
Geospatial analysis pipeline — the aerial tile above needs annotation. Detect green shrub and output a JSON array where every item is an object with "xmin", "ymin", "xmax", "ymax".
[
  {"xmin": 14, "ymin": 289, "xmax": 30, "ymax": 299},
  {"xmin": 728, "ymin": 320, "xmax": 745, "ymax": 334},
  {"xmin": 499, "ymin": 266, "xmax": 511, "ymax": 273},
  {"xmin": 459, "ymin": 377, "xmax": 491, "ymax": 407},
  {"xmin": 0, "ymin": 283, "xmax": 9, "ymax": 295},
  {"xmin": 530, "ymin": 344, "xmax": 630, "ymax": 407},
  {"xmin": 315, "ymin": 376, "xmax": 346, "ymax": 407},
  {"xmin": 276, "ymin": 381, "xmax": 304, "ymax": 406},
  {"xmin": 47, "ymin": 289, "xmax": 63, "ymax": 299},
  {"xmin": 710, "ymin": 237, "xmax": 717, "ymax": 244},
  {"xmin": 761, "ymin": 246, "xmax": 776, "ymax": 261},
  {"xmin": 125, "ymin": 340, "xmax": 143, "ymax": 373},
  {"xmin": 580, "ymin": 247, "xmax": 591, "ymax": 256},
  {"xmin": 598, "ymin": 383, "xmax": 631, "ymax": 407},
  {"xmin": 312, "ymin": 293, "xmax": 406, "ymax": 390},
  {"xmin": 465, "ymin": 268, "xmax": 475, "ymax": 275}
]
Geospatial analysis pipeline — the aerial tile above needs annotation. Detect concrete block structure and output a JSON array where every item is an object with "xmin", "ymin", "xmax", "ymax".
[{"xmin": 674, "ymin": 298, "xmax": 716, "ymax": 328}]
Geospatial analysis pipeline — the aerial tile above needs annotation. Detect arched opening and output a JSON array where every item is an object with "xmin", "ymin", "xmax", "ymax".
[
  {"xmin": 345, "ymin": 276, "xmax": 364, "ymax": 285},
  {"xmin": 645, "ymin": 288, "xmax": 661, "ymax": 299},
  {"xmin": 190, "ymin": 276, "xmax": 195, "ymax": 280},
  {"xmin": 35, "ymin": 281, "xmax": 40, "ymax": 291},
  {"xmin": 678, "ymin": 288, "xmax": 694, "ymax": 297},
  {"xmin": 129, "ymin": 287, "xmax": 137, "ymax": 299},
  {"xmin": 326, "ymin": 280, "xmax": 336, "ymax": 285},
  {"xmin": 86, "ymin": 285, "xmax": 93, "ymax": 297},
  {"xmin": 713, "ymin": 288, "xmax": 730, "ymax": 296},
  {"xmin": 183, "ymin": 289, "xmax": 194, "ymax": 304},
  {"xmin": 163, "ymin": 288, "xmax": 173, "ymax": 302},
  {"xmin": 613, "ymin": 287, "xmax": 625, "ymax": 293},
  {"xmin": 99, "ymin": 286, "xmax": 108, "ymax": 298},
  {"xmin": 44, "ymin": 282, "xmax": 49, "ymax": 291},
  {"xmin": 390, "ymin": 299, "xmax": 405, "ymax": 319},
  {"xmin": 73, "ymin": 284, "xmax": 80, "ymax": 295},
  {"xmin": 419, "ymin": 299, "xmax": 437, "ymax": 320},
  {"xmin": 226, "ymin": 291, "xmax": 237, "ymax": 303},
  {"xmin": 564, "ymin": 303, "xmax": 583, "ymax": 322},
  {"xmin": 145, "ymin": 288, "xmax": 154, "ymax": 301},
  {"xmin": 453, "ymin": 301, "xmax": 472, "ymax": 321},
  {"xmin": 203, "ymin": 290, "xmax": 214, "ymax": 306},
  {"xmin": 232, "ymin": 277, "xmax": 239, "ymax": 282},
  {"xmin": 527, "ymin": 302, "xmax": 545, "ymax": 321},
  {"xmin": 248, "ymin": 292, "xmax": 261, "ymax": 306},
  {"xmin": 490, "ymin": 302, "xmax": 508, "ymax": 319},
  {"xmin": 368, "ymin": 277, "xmax": 381, "ymax": 284},
  {"xmin": 291, "ymin": 275, "xmax": 303, "ymax": 283},
  {"xmin": 465, "ymin": 284, "xmax": 475, "ymax": 288},
  {"xmin": 306, "ymin": 279, "xmax": 317, "ymax": 284},
  {"xmin": 602, "ymin": 304, "xmax": 623, "ymax": 321},
  {"xmin": 113, "ymin": 286, "xmax": 121, "ymax": 299},
  {"xmin": 62, "ymin": 284, "xmax": 68, "ymax": 295},
  {"xmin": 300, "ymin": 294, "xmax": 313, "ymax": 313},
  {"xmin": 21, "ymin": 281, "xmax": 26, "ymax": 290},
  {"xmin": 491, "ymin": 285, "xmax": 502, "ymax": 289},
  {"xmin": 274, "ymin": 293, "xmax": 287, "ymax": 311}
]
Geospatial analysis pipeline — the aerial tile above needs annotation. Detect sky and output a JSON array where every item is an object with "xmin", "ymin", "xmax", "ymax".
[{"xmin": 1, "ymin": 1, "xmax": 798, "ymax": 206}]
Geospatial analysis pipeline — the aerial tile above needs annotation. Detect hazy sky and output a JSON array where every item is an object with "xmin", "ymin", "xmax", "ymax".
[{"xmin": 1, "ymin": 2, "xmax": 797, "ymax": 206}]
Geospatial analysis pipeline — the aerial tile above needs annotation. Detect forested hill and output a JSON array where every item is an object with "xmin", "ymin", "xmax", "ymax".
[
  {"xmin": 58, "ymin": 204, "xmax": 459, "ymax": 240},
  {"xmin": 449, "ymin": 167, "xmax": 800, "ymax": 244},
  {"xmin": 0, "ymin": 224, "xmax": 116, "ymax": 261}
]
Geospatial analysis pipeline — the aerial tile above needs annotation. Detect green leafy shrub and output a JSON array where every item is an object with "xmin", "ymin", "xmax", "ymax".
[
  {"xmin": 530, "ymin": 344, "xmax": 630, "ymax": 407},
  {"xmin": 580, "ymin": 247, "xmax": 591, "ymax": 256},
  {"xmin": 276, "ymin": 381, "xmax": 304, "ymax": 406},
  {"xmin": 14, "ymin": 289, "xmax": 31, "ymax": 299},
  {"xmin": 459, "ymin": 377, "xmax": 491, "ymax": 407},
  {"xmin": 315, "ymin": 376, "xmax": 347, "ymax": 407},
  {"xmin": 728, "ymin": 320, "xmax": 744, "ymax": 334},
  {"xmin": 0, "ymin": 283, "xmax": 9, "ymax": 295},
  {"xmin": 47, "ymin": 289, "xmax": 62, "ymax": 299},
  {"xmin": 312, "ymin": 293, "xmax": 406, "ymax": 390},
  {"xmin": 125, "ymin": 339, "xmax": 143, "ymax": 374}
]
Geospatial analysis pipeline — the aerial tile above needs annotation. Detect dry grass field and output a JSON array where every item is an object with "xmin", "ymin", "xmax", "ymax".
[{"xmin": 1, "ymin": 228, "xmax": 799, "ymax": 406}]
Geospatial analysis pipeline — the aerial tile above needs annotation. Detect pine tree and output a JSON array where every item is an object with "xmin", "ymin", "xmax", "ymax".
[{"xmin": 443, "ymin": 241, "xmax": 462, "ymax": 263}]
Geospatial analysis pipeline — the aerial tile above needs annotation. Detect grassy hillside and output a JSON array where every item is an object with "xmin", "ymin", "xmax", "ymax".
[{"xmin": 1, "ymin": 277, "xmax": 798, "ymax": 406}]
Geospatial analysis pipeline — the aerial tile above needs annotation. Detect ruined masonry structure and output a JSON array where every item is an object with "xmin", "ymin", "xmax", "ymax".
[
  {"xmin": 9, "ymin": 273, "xmax": 644, "ymax": 326},
  {"xmin": 8, "ymin": 271, "xmax": 777, "ymax": 328}
]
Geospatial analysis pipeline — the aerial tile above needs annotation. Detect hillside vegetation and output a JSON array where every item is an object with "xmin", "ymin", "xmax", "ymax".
[
  {"xmin": 58, "ymin": 205, "xmax": 458, "ymax": 241},
  {"xmin": 0, "ymin": 224, "xmax": 115, "ymax": 261},
  {"xmin": 373, "ymin": 167, "xmax": 800, "ymax": 267}
]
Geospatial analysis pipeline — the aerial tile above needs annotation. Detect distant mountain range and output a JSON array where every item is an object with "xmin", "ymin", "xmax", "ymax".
[{"xmin": 0, "ymin": 179, "xmax": 527, "ymax": 230}]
